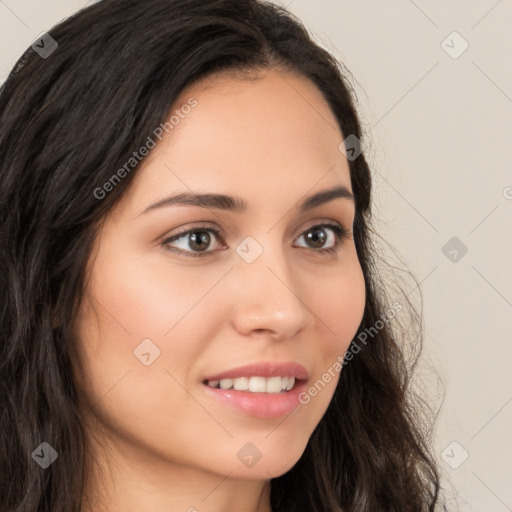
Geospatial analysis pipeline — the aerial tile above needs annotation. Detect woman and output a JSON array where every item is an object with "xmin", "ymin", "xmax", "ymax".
[{"xmin": 0, "ymin": 0, "xmax": 446, "ymax": 510}]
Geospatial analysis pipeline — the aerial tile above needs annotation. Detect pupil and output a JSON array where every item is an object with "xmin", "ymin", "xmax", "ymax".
[
  {"xmin": 307, "ymin": 228, "xmax": 326, "ymax": 248},
  {"xmin": 190, "ymin": 231, "xmax": 210, "ymax": 251}
]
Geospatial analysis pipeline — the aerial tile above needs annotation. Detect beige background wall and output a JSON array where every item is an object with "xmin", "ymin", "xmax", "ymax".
[{"xmin": 1, "ymin": 1, "xmax": 511, "ymax": 510}]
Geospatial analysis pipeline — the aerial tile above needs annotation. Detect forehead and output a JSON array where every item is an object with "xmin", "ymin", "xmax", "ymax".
[{"xmin": 122, "ymin": 68, "xmax": 352, "ymax": 215}]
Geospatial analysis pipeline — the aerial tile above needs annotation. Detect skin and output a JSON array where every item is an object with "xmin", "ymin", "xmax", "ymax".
[{"xmin": 74, "ymin": 67, "xmax": 366, "ymax": 512}]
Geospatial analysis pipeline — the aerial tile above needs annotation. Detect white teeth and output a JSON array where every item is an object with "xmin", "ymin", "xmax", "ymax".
[
  {"xmin": 219, "ymin": 378, "xmax": 233, "ymax": 390},
  {"xmin": 233, "ymin": 377, "xmax": 249, "ymax": 391},
  {"xmin": 265, "ymin": 376, "xmax": 282, "ymax": 393},
  {"xmin": 206, "ymin": 376, "xmax": 296, "ymax": 393},
  {"xmin": 249, "ymin": 376, "xmax": 267, "ymax": 392}
]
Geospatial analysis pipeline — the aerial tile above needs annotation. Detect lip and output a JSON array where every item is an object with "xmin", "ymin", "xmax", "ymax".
[
  {"xmin": 201, "ymin": 378, "xmax": 308, "ymax": 419},
  {"xmin": 201, "ymin": 361, "xmax": 309, "ymax": 419},
  {"xmin": 202, "ymin": 361, "xmax": 309, "ymax": 382}
]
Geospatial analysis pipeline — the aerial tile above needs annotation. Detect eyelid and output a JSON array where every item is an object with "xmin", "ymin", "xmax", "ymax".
[
  {"xmin": 161, "ymin": 222, "xmax": 223, "ymax": 244},
  {"xmin": 162, "ymin": 217, "xmax": 352, "ymax": 240},
  {"xmin": 295, "ymin": 218, "xmax": 352, "ymax": 238}
]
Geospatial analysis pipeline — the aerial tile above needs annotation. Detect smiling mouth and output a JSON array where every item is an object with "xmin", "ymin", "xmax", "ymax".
[{"xmin": 202, "ymin": 376, "xmax": 298, "ymax": 393}]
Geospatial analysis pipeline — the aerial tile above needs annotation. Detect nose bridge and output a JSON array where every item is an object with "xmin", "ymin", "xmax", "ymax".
[{"xmin": 230, "ymin": 231, "xmax": 313, "ymax": 337}]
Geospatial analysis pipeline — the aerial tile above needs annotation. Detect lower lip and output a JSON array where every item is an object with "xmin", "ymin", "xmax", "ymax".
[{"xmin": 201, "ymin": 380, "xmax": 308, "ymax": 419}]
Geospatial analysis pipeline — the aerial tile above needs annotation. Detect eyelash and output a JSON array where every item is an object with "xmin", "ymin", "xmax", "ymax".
[{"xmin": 160, "ymin": 222, "xmax": 352, "ymax": 258}]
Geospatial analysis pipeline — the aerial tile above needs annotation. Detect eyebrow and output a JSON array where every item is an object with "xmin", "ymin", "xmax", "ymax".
[{"xmin": 140, "ymin": 185, "xmax": 355, "ymax": 216}]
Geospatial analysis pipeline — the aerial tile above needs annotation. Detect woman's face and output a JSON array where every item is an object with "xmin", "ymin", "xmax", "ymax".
[{"xmin": 75, "ymin": 68, "xmax": 366, "ymax": 482}]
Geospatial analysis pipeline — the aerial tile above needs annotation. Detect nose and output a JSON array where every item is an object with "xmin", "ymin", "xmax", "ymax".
[{"xmin": 229, "ymin": 241, "xmax": 315, "ymax": 341}]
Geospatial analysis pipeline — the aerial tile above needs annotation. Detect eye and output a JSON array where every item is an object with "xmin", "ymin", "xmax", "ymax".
[
  {"xmin": 294, "ymin": 224, "xmax": 349, "ymax": 254},
  {"xmin": 161, "ymin": 224, "xmax": 224, "ymax": 257},
  {"xmin": 161, "ymin": 222, "xmax": 351, "ymax": 258}
]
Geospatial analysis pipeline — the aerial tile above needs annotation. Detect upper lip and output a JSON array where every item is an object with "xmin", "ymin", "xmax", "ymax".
[{"xmin": 203, "ymin": 362, "xmax": 309, "ymax": 382}]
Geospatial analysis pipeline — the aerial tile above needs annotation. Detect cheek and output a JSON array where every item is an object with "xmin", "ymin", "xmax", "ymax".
[
  {"xmin": 73, "ymin": 246, "xmax": 231, "ymax": 412},
  {"xmin": 86, "ymin": 251, "xmax": 211, "ymax": 339},
  {"xmin": 309, "ymin": 256, "xmax": 366, "ymax": 358},
  {"xmin": 292, "ymin": 257, "xmax": 366, "ymax": 417},
  {"xmin": 73, "ymin": 266, "xmax": 223, "ymax": 466}
]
